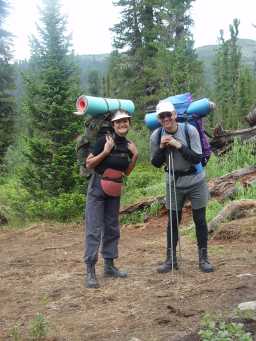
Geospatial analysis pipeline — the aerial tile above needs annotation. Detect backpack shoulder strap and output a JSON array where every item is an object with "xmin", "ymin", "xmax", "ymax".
[
  {"xmin": 184, "ymin": 121, "xmax": 191, "ymax": 150},
  {"xmin": 157, "ymin": 127, "xmax": 163, "ymax": 145}
]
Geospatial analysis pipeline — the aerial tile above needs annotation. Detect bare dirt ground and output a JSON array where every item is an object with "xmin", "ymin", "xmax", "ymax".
[{"xmin": 0, "ymin": 212, "xmax": 256, "ymax": 341}]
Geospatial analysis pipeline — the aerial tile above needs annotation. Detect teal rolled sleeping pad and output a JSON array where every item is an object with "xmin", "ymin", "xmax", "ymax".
[{"xmin": 74, "ymin": 95, "xmax": 135, "ymax": 117}]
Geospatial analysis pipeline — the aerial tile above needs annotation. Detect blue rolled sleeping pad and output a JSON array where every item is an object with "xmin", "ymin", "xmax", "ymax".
[
  {"xmin": 74, "ymin": 95, "xmax": 135, "ymax": 117},
  {"xmin": 144, "ymin": 97, "xmax": 214, "ymax": 130}
]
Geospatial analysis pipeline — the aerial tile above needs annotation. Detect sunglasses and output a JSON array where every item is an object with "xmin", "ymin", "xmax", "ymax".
[{"xmin": 158, "ymin": 112, "xmax": 173, "ymax": 120}]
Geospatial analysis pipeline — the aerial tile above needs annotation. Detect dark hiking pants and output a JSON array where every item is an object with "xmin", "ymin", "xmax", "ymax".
[
  {"xmin": 84, "ymin": 173, "xmax": 121, "ymax": 265},
  {"xmin": 167, "ymin": 207, "xmax": 208, "ymax": 250}
]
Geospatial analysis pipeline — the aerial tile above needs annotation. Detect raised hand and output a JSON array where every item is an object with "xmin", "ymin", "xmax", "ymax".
[{"xmin": 103, "ymin": 135, "xmax": 115, "ymax": 154}]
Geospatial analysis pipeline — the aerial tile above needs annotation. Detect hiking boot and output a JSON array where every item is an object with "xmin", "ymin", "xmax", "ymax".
[
  {"xmin": 198, "ymin": 248, "xmax": 214, "ymax": 273},
  {"xmin": 157, "ymin": 249, "xmax": 178, "ymax": 273},
  {"xmin": 85, "ymin": 264, "xmax": 100, "ymax": 288},
  {"xmin": 104, "ymin": 259, "xmax": 128, "ymax": 278}
]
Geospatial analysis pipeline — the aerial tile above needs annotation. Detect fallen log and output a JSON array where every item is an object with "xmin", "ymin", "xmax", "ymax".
[
  {"xmin": 208, "ymin": 165, "xmax": 256, "ymax": 201},
  {"xmin": 120, "ymin": 196, "xmax": 165, "ymax": 215},
  {"xmin": 208, "ymin": 199, "xmax": 256, "ymax": 233},
  {"xmin": 210, "ymin": 124, "xmax": 256, "ymax": 155},
  {"xmin": 120, "ymin": 166, "xmax": 256, "ymax": 215}
]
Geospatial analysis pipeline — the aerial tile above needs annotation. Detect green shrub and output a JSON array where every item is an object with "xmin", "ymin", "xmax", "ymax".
[
  {"xmin": 206, "ymin": 140, "xmax": 255, "ymax": 179},
  {"xmin": 28, "ymin": 313, "xmax": 48, "ymax": 340},
  {"xmin": 199, "ymin": 314, "xmax": 253, "ymax": 341},
  {"xmin": 26, "ymin": 192, "xmax": 85, "ymax": 222},
  {"xmin": 0, "ymin": 178, "xmax": 85, "ymax": 225},
  {"xmin": 9, "ymin": 323, "xmax": 22, "ymax": 341},
  {"xmin": 0, "ymin": 178, "xmax": 32, "ymax": 224}
]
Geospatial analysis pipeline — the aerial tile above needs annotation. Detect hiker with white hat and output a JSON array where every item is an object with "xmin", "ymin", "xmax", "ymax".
[
  {"xmin": 150, "ymin": 100, "xmax": 214, "ymax": 274},
  {"xmin": 84, "ymin": 109, "xmax": 138, "ymax": 288}
]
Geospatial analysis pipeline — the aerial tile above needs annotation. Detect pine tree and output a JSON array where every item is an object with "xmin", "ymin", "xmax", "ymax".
[
  {"xmin": 213, "ymin": 19, "xmax": 256, "ymax": 128},
  {"xmin": 156, "ymin": 0, "xmax": 203, "ymax": 98},
  {"xmin": 88, "ymin": 70, "xmax": 102, "ymax": 96},
  {"xmin": 0, "ymin": 0, "xmax": 15, "ymax": 170},
  {"xmin": 21, "ymin": 0, "xmax": 81, "ymax": 197},
  {"xmin": 109, "ymin": 0, "xmax": 203, "ymax": 116}
]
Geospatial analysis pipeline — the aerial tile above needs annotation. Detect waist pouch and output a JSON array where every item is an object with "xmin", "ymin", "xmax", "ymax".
[{"xmin": 100, "ymin": 168, "xmax": 124, "ymax": 197}]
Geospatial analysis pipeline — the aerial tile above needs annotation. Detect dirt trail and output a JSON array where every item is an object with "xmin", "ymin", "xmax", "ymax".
[{"xmin": 0, "ymin": 214, "xmax": 256, "ymax": 341}]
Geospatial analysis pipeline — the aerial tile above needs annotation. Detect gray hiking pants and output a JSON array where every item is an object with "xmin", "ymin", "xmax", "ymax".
[{"xmin": 84, "ymin": 173, "xmax": 121, "ymax": 265}]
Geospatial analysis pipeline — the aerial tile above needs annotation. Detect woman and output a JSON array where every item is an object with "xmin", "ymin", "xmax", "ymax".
[{"xmin": 84, "ymin": 109, "xmax": 138, "ymax": 288}]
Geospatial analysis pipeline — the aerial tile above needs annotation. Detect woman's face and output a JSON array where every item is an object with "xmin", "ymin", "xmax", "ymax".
[{"xmin": 113, "ymin": 118, "xmax": 130, "ymax": 136}]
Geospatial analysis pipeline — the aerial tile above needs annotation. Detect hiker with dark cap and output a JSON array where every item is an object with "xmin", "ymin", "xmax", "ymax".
[
  {"xmin": 84, "ymin": 109, "xmax": 138, "ymax": 288},
  {"xmin": 150, "ymin": 101, "xmax": 214, "ymax": 273}
]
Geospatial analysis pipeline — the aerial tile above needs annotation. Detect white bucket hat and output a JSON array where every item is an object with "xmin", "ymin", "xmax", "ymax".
[
  {"xmin": 156, "ymin": 101, "xmax": 175, "ymax": 116},
  {"xmin": 111, "ymin": 110, "xmax": 132, "ymax": 122}
]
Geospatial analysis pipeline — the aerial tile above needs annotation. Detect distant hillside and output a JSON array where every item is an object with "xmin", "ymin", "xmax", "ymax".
[
  {"xmin": 14, "ymin": 39, "xmax": 256, "ymax": 98},
  {"xmin": 76, "ymin": 54, "xmax": 110, "ymax": 91},
  {"xmin": 76, "ymin": 39, "xmax": 256, "ymax": 89},
  {"xmin": 196, "ymin": 39, "xmax": 256, "ymax": 86}
]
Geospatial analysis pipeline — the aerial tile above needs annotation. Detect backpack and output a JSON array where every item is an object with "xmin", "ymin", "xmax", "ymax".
[
  {"xmin": 189, "ymin": 119, "xmax": 212, "ymax": 166},
  {"xmin": 148, "ymin": 93, "xmax": 212, "ymax": 167},
  {"xmin": 76, "ymin": 112, "xmax": 114, "ymax": 177}
]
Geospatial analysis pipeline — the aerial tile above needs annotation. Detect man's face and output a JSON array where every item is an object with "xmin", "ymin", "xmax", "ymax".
[{"xmin": 158, "ymin": 111, "xmax": 177, "ymax": 132}]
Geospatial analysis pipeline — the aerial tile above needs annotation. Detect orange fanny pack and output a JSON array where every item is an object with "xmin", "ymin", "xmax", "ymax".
[{"xmin": 100, "ymin": 169, "xmax": 124, "ymax": 197}]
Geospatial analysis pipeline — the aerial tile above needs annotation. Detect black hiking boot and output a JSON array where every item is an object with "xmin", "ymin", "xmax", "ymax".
[
  {"xmin": 85, "ymin": 264, "xmax": 100, "ymax": 288},
  {"xmin": 104, "ymin": 259, "xmax": 128, "ymax": 278},
  {"xmin": 157, "ymin": 248, "xmax": 178, "ymax": 273},
  {"xmin": 198, "ymin": 248, "xmax": 214, "ymax": 273}
]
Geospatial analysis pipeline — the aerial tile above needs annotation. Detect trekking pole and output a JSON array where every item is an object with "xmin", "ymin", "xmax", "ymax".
[
  {"xmin": 167, "ymin": 150, "xmax": 174, "ymax": 276},
  {"xmin": 170, "ymin": 150, "xmax": 182, "ymax": 265}
]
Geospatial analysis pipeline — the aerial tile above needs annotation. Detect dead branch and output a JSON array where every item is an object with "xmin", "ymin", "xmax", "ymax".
[{"xmin": 210, "ymin": 125, "xmax": 256, "ymax": 155}]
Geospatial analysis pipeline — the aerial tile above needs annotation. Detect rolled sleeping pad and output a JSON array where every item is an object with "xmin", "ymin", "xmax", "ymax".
[
  {"xmin": 165, "ymin": 92, "xmax": 193, "ymax": 116},
  {"xmin": 144, "ymin": 98, "xmax": 215, "ymax": 130},
  {"xmin": 144, "ymin": 112, "xmax": 161, "ymax": 130},
  {"xmin": 74, "ymin": 95, "xmax": 135, "ymax": 117},
  {"xmin": 186, "ymin": 98, "xmax": 215, "ymax": 117}
]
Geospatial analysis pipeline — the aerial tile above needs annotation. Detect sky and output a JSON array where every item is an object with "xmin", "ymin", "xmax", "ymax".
[{"xmin": 5, "ymin": 0, "xmax": 256, "ymax": 61}]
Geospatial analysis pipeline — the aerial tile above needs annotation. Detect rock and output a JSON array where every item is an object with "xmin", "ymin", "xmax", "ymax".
[
  {"xmin": 238, "ymin": 301, "xmax": 256, "ymax": 311},
  {"xmin": 236, "ymin": 273, "xmax": 254, "ymax": 278}
]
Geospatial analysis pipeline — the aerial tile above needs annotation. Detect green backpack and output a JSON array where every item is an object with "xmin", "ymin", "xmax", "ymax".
[{"xmin": 76, "ymin": 113, "xmax": 113, "ymax": 177}]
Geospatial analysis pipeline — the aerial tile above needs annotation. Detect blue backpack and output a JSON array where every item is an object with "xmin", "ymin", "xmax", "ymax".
[{"xmin": 145, "ymin": 93, "xmax": 213, "ymax": 167}]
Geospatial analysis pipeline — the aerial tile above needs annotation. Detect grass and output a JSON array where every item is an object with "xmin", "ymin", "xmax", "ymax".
[
  {"xmin": 9, "ymin": 313, "xmax": 49, "ymax": 341},
  {"xmin": 0, "ymin": 138, "xmax": 255, "ymax": 227}
]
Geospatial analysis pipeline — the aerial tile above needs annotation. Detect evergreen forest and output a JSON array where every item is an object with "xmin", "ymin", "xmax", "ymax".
[{"xmin": 1, "ymin": 0, "xmax": 256, "ymax": 226}]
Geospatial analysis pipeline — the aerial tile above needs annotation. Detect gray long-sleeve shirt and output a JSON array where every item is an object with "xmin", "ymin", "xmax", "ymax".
[{"xmin": 150, "ymin": 122, "xmax": 205, "ymax": 188}]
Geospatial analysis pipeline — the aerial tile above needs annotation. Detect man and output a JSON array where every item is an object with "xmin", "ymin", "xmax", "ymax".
[{"xmin": 150, "ymin": 100, "xmax": 214, "ymax": 273}]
